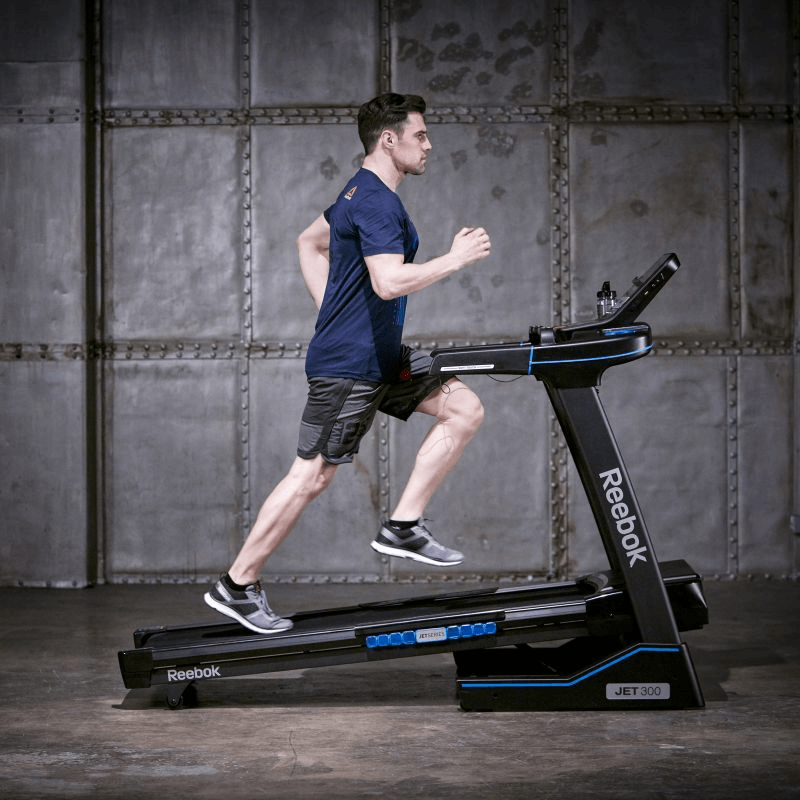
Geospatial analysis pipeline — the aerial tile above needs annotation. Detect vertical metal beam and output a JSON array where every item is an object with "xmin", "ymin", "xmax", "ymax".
[
  {"xmin": 728, "ymin": 0, "xmax": 743, "ymax": 341},
  {"xmin": 239, "ymin": 0, "xmax": 253, "ymax": 539},
  {"xmin": 726, "ymin": 358, "xmax": 740, "ymax": 576},
  {"xmin": 791, "ymin": 0, "xmax": 800, "ymax": 577},
  {"xmin": 379, "ymin": 0, "xmax": 391, "ymax": 94},
  {"xmin": 549, "ymin": 0, "xmax": 570, "ymax": 579},
  {"xmin": 726, "ymin": 0, "xmax": 743, "ymax": 577},
  {"xmin": 377, "ymin": 0, "xmax": 392, "ymax": 578},
  {"xmin": 86, "ymin": 0, "xmax": 104, "ymax": 584}
]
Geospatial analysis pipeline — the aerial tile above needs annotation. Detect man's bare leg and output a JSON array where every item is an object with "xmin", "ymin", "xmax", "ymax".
[
  {"xmin": 205, "ymin": 454, "xmax": 337, "ymax": 633},
  {"xmin": 390, "ymin": 378, "xmax": 484, "ymax": 521},
  {"xmin": 228, "ymin": 454, "xmax": 338, "ymax": 585}
]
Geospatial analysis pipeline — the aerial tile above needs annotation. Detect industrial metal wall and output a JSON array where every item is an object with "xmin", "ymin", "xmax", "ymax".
[{"xmin": 1, "ymin": 0, "xmax": 798, "ymax": 586}]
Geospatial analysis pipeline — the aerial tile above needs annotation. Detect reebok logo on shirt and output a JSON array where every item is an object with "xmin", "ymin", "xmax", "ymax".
[{"xmin": 345, "ymin": 186, "xmax": 357, "ymax": 200}]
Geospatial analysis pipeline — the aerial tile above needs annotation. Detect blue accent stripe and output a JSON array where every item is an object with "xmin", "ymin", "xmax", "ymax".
[
  {"xmin": 527, "ymin": 344, "xmax": 651, "ymax": 375},
  {"xmin": 603, "ymin": 327, "xmax": 642, "ymax": 336},
  {"xmin": 460, "ymin": 645, "xmax": 680, "ymax": 689}
]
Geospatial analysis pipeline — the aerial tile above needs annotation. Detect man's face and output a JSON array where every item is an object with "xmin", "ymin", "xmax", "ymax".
[{"xmin": 393, "ymin": 112, "xmax": 432, "ymax": 176}]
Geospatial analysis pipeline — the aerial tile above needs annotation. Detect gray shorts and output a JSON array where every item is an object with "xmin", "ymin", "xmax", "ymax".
[{"xmin": 297, "ymin": 347, "xmax": 447, "ymax": 465}]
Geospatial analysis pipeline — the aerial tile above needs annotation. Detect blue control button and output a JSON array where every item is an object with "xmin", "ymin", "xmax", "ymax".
[{"xmin": 366, "ymin": 620, "xmax": 498, "ymax": 649}]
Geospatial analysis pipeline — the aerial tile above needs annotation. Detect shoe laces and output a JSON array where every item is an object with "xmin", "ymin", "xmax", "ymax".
[{"xmin": 249, "ymin": 581, "xmax": 278, "ymax": 615}]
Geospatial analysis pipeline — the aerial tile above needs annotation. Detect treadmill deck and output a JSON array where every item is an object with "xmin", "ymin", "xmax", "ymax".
[{"xmin": 119, "ymin": 559, "xmax": 706, "ymax": 690}]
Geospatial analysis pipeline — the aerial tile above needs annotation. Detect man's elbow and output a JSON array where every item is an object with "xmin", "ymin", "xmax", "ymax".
[{"xmin": 370, "ymin": 277, "xmax": 401, "ymax": 301}]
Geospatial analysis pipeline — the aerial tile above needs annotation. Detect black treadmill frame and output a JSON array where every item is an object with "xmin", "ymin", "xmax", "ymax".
[{"xmin": 118, "ymin": 252, "xmax": 706, "ymax": 710}]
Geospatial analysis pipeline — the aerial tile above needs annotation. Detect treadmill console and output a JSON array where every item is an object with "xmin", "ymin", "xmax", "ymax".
[
  {"xmin": 562, "ymin": 252, "xmax": 680, "ymax": 335},
  {"xmin": 429, "ymin": 253, "xmax": 680, "ymax": 384}
]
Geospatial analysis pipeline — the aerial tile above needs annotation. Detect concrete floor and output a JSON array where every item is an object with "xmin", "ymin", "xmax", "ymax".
[{"xmin": 0, "ymin": 577, "xmax": 798, "ymax": 800}]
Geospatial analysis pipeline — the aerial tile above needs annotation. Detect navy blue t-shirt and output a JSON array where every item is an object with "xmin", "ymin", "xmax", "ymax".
[{"xmin": 305, "ymin": 168, "xmax": 419, "ymax": 382}]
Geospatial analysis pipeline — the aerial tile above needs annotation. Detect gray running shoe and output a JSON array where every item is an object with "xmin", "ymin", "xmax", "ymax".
[
  {"xmin": 204, "ymin": 578, "xmax": 293, "ymax": 634},
  {"xmin": 370, "ymin": 520, "xmax": 464, "ymax": 566}
]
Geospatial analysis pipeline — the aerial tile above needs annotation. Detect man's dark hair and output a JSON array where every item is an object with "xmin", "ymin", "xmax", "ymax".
[{"xmin": 357, "ymin": 93, "xmax": 426, "ymax": 155}]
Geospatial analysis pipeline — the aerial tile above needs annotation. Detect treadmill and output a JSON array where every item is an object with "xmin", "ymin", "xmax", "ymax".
[{"xmin": 118, "ymin": 252, "xmax": 707, "ymax": 710}]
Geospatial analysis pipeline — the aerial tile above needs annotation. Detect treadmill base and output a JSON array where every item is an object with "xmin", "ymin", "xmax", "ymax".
[{"xmin": 455, "ymin": 637, "xmax": 704, "ymax": 711}]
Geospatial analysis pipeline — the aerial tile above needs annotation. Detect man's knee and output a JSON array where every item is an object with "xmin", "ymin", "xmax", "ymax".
[
  {"xmin": 445, "ymin": 384, "xmax": 484, "ymax": 432},
  {"xmin": 289, "ymin": 455, "xmax": 338, "ymax": 500}
]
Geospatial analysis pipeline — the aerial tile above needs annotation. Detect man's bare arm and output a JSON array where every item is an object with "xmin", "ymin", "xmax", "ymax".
[
  {"xmin": 297, "ymin": 214, "xmax": 330, "ymax": 308},
  {"xmin": 365, "ymin": 227, "xmax": 491, "ymax": 301}
]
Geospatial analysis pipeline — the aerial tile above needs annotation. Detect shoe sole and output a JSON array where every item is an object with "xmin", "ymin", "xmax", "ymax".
[
  {"xmin": 370, "ymin": 539, "xmax": 463, "ymax": 567},
  {"xmin": 203, "ymin": 592, "xmax": 293, "ymax": 635}
]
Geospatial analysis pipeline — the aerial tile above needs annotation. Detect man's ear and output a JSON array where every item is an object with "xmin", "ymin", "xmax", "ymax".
[{"xmin": 380, "ymin": 128, "xmax": 394, "ymax": 148}]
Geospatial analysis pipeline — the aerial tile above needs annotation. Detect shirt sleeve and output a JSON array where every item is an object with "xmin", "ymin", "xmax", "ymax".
[{"xmin": 353, "ymin": 192, "xmax": 407, "ymax": 257}]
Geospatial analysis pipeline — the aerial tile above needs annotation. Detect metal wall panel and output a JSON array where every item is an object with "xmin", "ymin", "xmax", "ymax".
[
  {"xmin": 0, "ymin": 362, "xmax": 88, "ymax": 586},
  {"xmin": 0, "ymin": 0, "xmax": 90, "ymax": 587},
  {"xmin": 568, "ymin": 0, "xmax": 728, "ymax": 104},
  {"xmin": 251, "ymin": 0, "xmax": 380, "ymax": 106},
  {"xmin": 105, "ymin": 360, "xmax": 241, "ymax": 579},
  {"xmin": 391, "ymin": 0, "xmax": 553, "ymax": 106},
  {"xmin": 0, "ymin": 124, "xmax": 86, "ymax": 342},
  {"xmin": 0, "ymin": 0, "xmax": 83, "ymax": 61},
  {"xmin": 106, "ymin": 127, "xmax": 243, "ymax": 341},
  {"xmin": 95, "ymin": 0, "xmax": 800, "ymax": 582},
  {"xmin": 569, "ymin": 123, "xmax": 730, "ymax": 337},
  {"xmin": 738, "ymin": 0, "xmax": 794, "ymax": 105},
  {"xmin": 738, "ymin": 355, "xmax": 794, "ymax": 574},
  {"xmin": 399, "ymin": 121, "xmax": 552, "ymax": 338},
  {"xmin": 251, "ymin": 124, "xmax": 363, "ymax": 341},
  {"xmin": 1, "ymin": 0, "xmax": 796, "ymax": 585},
  {"xmin": 0, "ymin": 0, "xmax": 84, "ymax": 111},
  {"xmin": 740, "ymin": 122, "xmax": 794, "ymax": 340},
  {"xmin": 0, "ymin": 63, "xmax": 85, "ymax": 110},
  {"xmin": 104, "ymin": 0, "xmax": 240, "ymax": 108}
]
